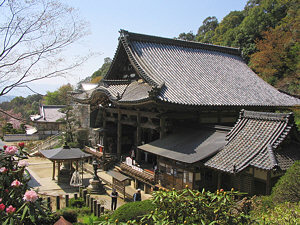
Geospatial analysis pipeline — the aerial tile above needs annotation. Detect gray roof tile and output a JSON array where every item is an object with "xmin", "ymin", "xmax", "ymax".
[
  {"xmin": 138, "ymin": 127, "xmax": 228, "ymax": 164},
  {"xmin": 205, "ymin": 110, "xmax": 300, "ymax": 172}
]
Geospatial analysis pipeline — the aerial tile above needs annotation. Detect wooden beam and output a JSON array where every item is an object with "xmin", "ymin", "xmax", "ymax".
[
  {"xmin": 120, "ymin": 120, "xmax": 137, "ymax": 126},
  {"xmin": 106, "ymin": 107, "xmax": 158, "ymax": 118},
  {"xmin": 106, "ymin": 116, "xmax": 117, "ymax": 122},
  {"xmin": 117, "ymin": 108, "xmax": 122, "ymax": 159}
]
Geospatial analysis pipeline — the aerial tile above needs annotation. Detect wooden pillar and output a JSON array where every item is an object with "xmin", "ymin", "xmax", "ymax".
[
  {"xmin": 160, "ymin": 117, "xmax": 166, "ymax": 139},
  {"xmin": 93, "ymin": 200, "xmax": 97, "ymax": 216},
  {"xmin": 103, "ymin": 109, "xmax": 107, "ymax": 158},
  {"xmin": 96, "ymin": 203, "xmax": 101, "ymax": 217},
  {"xmin": 52, "ymin": 161, "xmax": 55, "ymax": 180},
  {"xmin": 76, "ymin": 161, "xmax": 79, "ymax": 171},
  {"xmin": 266, "ymin": 171, "xmax": 271, "ymax": 195},
  {"xmin": 117, "ymin": 108, "xmax": 122, "ymax": 159},
  {"xmin": 217, "ymin": 172, "xmax": 221, "ymax": 190},
  {"xmin": 136, "ymin": 112, "xmax": 141, "ymax": 162},
  {"xmin": 251, "ymin": 168, "xmax": 255, "ymax": 195},
  {"xmin": 65, "ymin": 194, "xmax": 69, "ymax": 207},
  {"xmin": 57, "ymin": 161, "xmax": 61, "ymax": 182},
  {"xmin": 56, "ymin": 196, "xmax": 60, "ymax": 210},
  {"xmin": 47, "ymin": 197, "xmax": 51, "ymax": 211},
  {"xmin": 238, "ymin": 174, "xmax": 241, "ymax": 192}
]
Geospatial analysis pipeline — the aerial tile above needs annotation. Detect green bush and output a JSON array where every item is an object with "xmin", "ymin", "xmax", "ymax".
[
  {"xmin": 271, "ymin": 161, "xmax": 300, "ymax": 203},
  {"xmin": 251, "ymin": 202, "xmax": 300, "ymax": 224},
  {"xmin": 109, "ymin": 200, "xmax": 155, "ymax": 222},
  {"xmin": 56, "ymin": 208, "xmax": 78, "ymax": 223},
  {"xmin": 69, "ymin": 197, "xmax": 85, "ymax": 208},
  {"xmin": 140, "ymin": 188, "xmax": 250, "ymax": 225}
]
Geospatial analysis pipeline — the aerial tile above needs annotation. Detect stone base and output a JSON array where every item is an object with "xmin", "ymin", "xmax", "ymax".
[
  {"xmin": 58, "ymin": 169, "xmax": 71, "ymax": 183},
  {"xmin": 87, "ymin": 179, "xmax": 106, "ymax": 194}
]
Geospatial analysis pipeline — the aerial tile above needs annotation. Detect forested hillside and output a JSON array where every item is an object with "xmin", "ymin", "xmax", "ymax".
[{"xmin": 179, "ymin": 0, "xmax": 299, "ymax": 96}]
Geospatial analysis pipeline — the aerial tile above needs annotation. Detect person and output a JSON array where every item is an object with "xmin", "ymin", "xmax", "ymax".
[
  {"xmin": 130, "ymin": 148, "xmax": 135, "ymax": 160},
  {"xmin": 110, "ymin": 188, "xmax": 118, "ymax": 210},
  {"xmin": 133, "ymin": 188, "xmax": 141, "ymax": 202}
]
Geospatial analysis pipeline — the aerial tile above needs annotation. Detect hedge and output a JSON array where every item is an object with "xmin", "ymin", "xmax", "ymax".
[{"xmin": 109, "ymin": 200, "xmax": 155, "ymax": 222}]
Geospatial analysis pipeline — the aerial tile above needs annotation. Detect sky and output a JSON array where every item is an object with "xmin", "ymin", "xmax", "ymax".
[{"xmin": 10, "ymin": 0, "xmax": 248, "ymax": 97}]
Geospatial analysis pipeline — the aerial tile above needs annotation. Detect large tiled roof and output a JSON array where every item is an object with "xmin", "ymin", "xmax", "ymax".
[
  {"xmin": 138, "ymin": 127, "xmax": 228, "ymax": 163},
  {"xmin": 101, "ymin": 30, "xmax": 300, "ymax": 107},
  {"xmin": 205, "ymin": 110, "xmax": 300, "ymax": 173},
  {"xmin": 32, "ymin": 105, "xmax": 65, "ymax": 123}
]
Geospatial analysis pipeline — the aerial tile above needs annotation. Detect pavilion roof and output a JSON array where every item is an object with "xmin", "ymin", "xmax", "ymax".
[
  {"xmin": 40, "ymin": 145, "xmax": 91, "ymax": 160},
  {"xmin": 205, "ymin": 110, "xmax": 300, "ymax": 173}
]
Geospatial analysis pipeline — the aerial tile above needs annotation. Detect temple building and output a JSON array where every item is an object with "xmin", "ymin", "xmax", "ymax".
[
  {"xmin": 72, "ymin": 30, "xmax": 300, "ymax": 194},
  {"xmin": 31, "ymin": 105, "xmax": 65, "ymax": 139}
]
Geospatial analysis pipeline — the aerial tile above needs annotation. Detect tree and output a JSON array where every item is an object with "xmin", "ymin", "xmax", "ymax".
[
  {"xmin": 91, "ymin": 57, "xmax": 112, "ymax": 83},
  {"xmin": 43, "ymin": 84, "xmax": 73, "ymax": 105},
  {"xmin": 250, "ymin": 0, "xmax": 300, "ymax": 95},
  {"xmin": 271, "ymin": 161, "xmax": 300, "ymax": 203},
  {"xmin": 212, "ymin": 11, "xmax": 245, "ymax": 46},
  {"xmin": 0, "ymin": 0, "xmax": 88, "ymax": 97},
  {"xmin": 196, "ymin": 16, "xmax": 218, "ymax": 43},
  {"xmin": 178, "ymin": 31, "xmax": 196, "ymax": 41}
]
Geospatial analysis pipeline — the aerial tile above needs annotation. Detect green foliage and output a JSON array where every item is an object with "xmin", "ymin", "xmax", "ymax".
[
  {"xmin": 109, "ymin": 200, "xmax": 155, "ymax": 222},
  {"xmin": 69, "ymin": 197, "xmax": 85, "ymax": 208},
  {"xmin": 0, "ymin": 94, "xmax": 42, "ymax": 123},
  {"xmin": 43, "ymin": 84, "xmax": 73, "ymax": 105},
  {"xmin": 178, "ymin": 31, "xmax": 196, "ymax": 41},
  {"xmin": 251, "ymin": 200, "xmax": 300, "ymax": 224},
  {"xmin": 91, "ymin": 57, "xmax": 112, "ymax": 82},
  {"xmin": 98, "ymin": 189, "xmax": 252, "ymax": 225},
  {"xmin": 56, "ymin": 208, "xmax": 78, "ymax": 223},
  {"xmin": 140, "ymin": 188, "xmax": 251, "ymax": 225},
  {"xmin": 58, "ymin": 105, "xmax": 80, "ymax": 144},
  {"xmin": 271, "ymin": 161, "xmax": 300, "ymax": 203},
  {"xmin": 249, "ymin": 0, "xmax": 300, "ymax": 95}
]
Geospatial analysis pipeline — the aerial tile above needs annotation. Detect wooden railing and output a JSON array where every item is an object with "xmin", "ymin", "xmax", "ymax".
[{"xmin": 120, "ymin": 162, "xmax": 155, "ymax": 184}]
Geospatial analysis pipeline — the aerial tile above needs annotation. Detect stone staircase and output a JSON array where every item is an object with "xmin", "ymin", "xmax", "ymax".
[{"xmin": 29, "ymin": 133, "xmax": 63, "ymax": 156}]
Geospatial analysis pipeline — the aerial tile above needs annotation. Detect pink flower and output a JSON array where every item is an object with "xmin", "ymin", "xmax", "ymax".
[
  {"xmin": 23, "ymin": 190, "xmax": 38, "ymax": 202},
  {"xmin": 6, "ymin": 205, "xmax": 16, "ymax": 214},
  {"xmin": 18, "ymin": 160, "xmax": 29, "ymax": 167},
  {"xmin": 11, "ymin": 179, "xmax": 22, "ymax": 187},
  {"xmin": 0, "ymin": 167, "xmax": 8, "ymax": 173},
  {"xmin": 0, "ymin": 203, "xmax": 5, "ymax": 211},
  {"xmin": 4, "ymin": 146, "xmax": 18, "ymax": 155},
  {"xmin": 0, "ymin": 198, "xmax": 2, "ymax": 202}
]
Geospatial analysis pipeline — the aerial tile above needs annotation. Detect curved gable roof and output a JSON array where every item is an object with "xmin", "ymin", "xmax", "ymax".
[
  {"xmin": 102, "ymin": 30, "xmax": 300, "ymax": 107},
  {"xmin": 205, "ymin": 110, "xmax": 300, "ymax": 173}
]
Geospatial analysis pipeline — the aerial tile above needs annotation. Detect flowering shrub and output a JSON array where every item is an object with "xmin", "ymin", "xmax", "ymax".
[
  {"xmin": 98, "ymin": 187, "xmax": 252, "ymax": 225},
  {"xmin": 0, "ymin": 143, "xmax": 56, "ymax": 225}
]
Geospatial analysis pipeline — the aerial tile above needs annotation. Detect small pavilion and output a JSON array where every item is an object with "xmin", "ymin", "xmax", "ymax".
[{"xmin": 40, "ymin": 144, "xmax": 92, "ymax": 183}]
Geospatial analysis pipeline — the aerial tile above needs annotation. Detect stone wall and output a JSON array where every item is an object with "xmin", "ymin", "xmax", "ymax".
[{"xmin": 4, "ymin": 134, "xmax": 39, "ymax": 142}]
